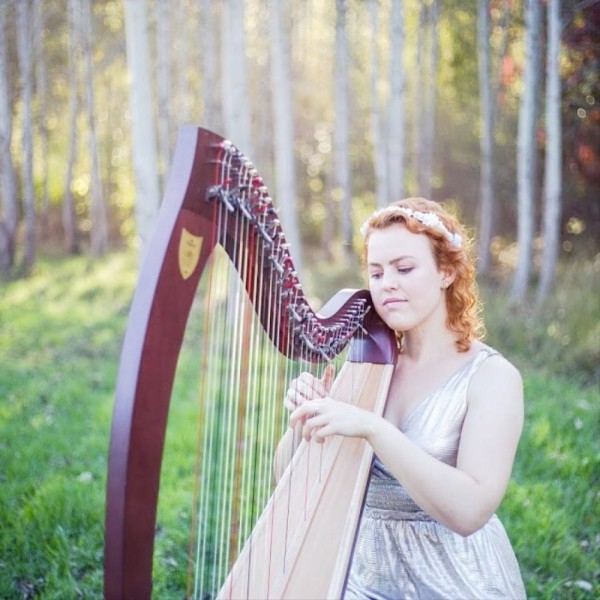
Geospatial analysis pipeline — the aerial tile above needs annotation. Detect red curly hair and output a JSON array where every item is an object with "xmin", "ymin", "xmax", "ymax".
[{"xmin": 361, "ymin": 198, "xmax": 485, "ymax": 352}]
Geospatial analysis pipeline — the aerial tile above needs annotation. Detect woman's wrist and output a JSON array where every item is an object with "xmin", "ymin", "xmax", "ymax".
[{"xmin": 364, "ymin": 412, "xmax": 389, "ymax": 445}]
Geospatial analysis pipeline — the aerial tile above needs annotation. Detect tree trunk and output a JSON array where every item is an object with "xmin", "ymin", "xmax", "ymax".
[
  {"xmin": 411, "ymin": 2, "xmax": 425, "ymax": 196},
  {"xmin": 33, "ymin": 0, "xmax": 49, "ymax": 241},
  {"xmin": 420, "ymin": 0, "xmax": 439, "ymax": 200},
  {"xmin": 477, "ymin": 0, "xmax": 495, "ymax": 274},
  {"xmin": 124, "ymin": 0, "xmax": 160, "ymax": 259},
  {"xmin": 155, "ymin": 0, "xmax": 171, "ymax": 191},
  {"xmin": 63, "ymin": 0, "xmax": 81, "ymax": 254},
  {"xmin": 334, "ymin": 0, "xmax": 352, "ymax": 261},
  {"xmin": 173, "ymin": 0, "xmax": 190, "ymax": 124},
  {"xmin": 491, "ymin": 0, "xmax": 510, "ymax": 129},
  {"xmin": 200, "ymin": 0, "xmax": 218, "ymax": 129},
  {"xmin": 537, "ymin": 0, "xmax": 562, "ymax": 304},
  {"xmin": 269, "ymin": 0, "xmax": 302, "ymax": 272},
  {"xmin": 368, "ymin": 0, "xmax": 388, "ymax": 209},
  {"xmin": 220, "ymin": 0, "xmax": 252, "ymax": 156},
  {"xmin": 0, "ymin": 3, "xmax": 18, "ymax": 270},
  {"xmin": 82, "ymin": 0, "xmax": 108, "ymax": 256},
  {"xmin": 511, "ymin": 0, "xmax": 540, "ymax": 302},
  {"xmin": 17, "ymin": 0, "xmax": 36, "ymax": 270},
  {"xmin": 387, "ymin": 0, "xmax": 405, "ymax": 200}
]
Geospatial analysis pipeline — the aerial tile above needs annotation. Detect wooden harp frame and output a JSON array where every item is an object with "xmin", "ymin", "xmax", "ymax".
[{"xmin": 103, "ymin": 126, "xmax": 397, "ymax": 599}]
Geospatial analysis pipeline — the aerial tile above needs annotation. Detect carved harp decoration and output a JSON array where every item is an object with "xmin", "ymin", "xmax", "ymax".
[{"xmin": 104, "ymin": 126, "xmax": 397, "ymax": 599}]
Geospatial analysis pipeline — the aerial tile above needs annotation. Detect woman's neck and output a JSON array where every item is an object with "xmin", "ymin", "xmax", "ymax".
[
  {"xmin": 400, "ymin": 305, "xmax": 459, "ymax": 362},
  {"xmin": 402, "ymin": 329, "xmax": 458, "ymax": 362}
]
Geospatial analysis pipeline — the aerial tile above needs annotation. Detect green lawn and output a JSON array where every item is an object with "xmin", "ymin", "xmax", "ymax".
[{"xmin": 0, "ymin": 252, "xmax": 598, "ymax": 599}]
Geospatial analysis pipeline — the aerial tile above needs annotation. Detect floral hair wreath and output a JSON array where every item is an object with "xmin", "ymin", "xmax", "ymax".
[{"xmin": 360, "ymin": 206, "xmax": 463, "ymax": 248}]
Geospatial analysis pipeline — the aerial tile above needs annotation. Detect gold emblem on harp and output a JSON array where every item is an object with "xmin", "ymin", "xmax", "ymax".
[{"xmin": 178, "ymin": 228, "xmax": 203, "ymax": 280}]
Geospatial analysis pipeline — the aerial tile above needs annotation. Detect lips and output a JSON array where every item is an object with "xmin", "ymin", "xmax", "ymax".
[{"xmin": 382, "ymin": 298, "xmax": 406, "ymax": 306}]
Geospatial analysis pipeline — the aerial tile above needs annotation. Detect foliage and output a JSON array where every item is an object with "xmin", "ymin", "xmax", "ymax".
[
  {"xmin": 1, "ymin": 0, "xmax": 598, "ymax": 268},
  {"xmin": 0, "ymin": 251, "xmax": 598, "ymax": 598},
  {"xmin": 482, "ymin": 252, "xmax": 600, "ymax": 386}
]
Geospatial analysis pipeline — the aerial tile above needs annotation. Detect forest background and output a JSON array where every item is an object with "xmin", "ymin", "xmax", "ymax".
[{"xmin": 0, "ymin": 0, "xmax": 599, "ymax": 598}]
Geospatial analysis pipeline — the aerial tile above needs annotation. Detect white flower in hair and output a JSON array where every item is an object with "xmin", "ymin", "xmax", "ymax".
[{"xmin": 361, "ymin": 206, "xmax": 462, "ymax": 248}]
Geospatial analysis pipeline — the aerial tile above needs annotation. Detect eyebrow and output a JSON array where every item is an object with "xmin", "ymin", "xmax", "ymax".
[{"xmin": 367, "ymin": 256, "xmax": 416, "ymax": 268}]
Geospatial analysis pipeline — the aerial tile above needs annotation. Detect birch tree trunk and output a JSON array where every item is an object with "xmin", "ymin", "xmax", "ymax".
[
  {"xmin": 388, "ymin": 0, "xmax": 405, "ymax": 200},
  {"xmin": 124, "ymin": 0, "xmax": 160, "ymax": 258},
  {"xmin": 200, "ymin": 0, "xmax": 218, "ymax": 128},
  {"xmin": 33, "ymin": 0, "xmax": 49, "ymax": 240},
  {"xmin": 221, "ymin": 0, "xmax": 252, "ymax": 156},
  {"xmin": 511, "ymin": 0, "xmax": 540, "ymax": 302},
  {"xmin": 63, "ymin": 0, "xmax": 80, "ymax": 254},
  {"xmin": 491, "ymin": 0, "xmax": 510, "ymax": 129},
  {"xmin": 334, "ymin": 0, "xmax": 352, "ymax": 261},
  {"xmin": 82, "ymin": 0, "xmax": 108, "ymax": 256},
  {"xmin": 269, "ymin": 0, "xmax": 302, "ymax": 271},
  {"xmin": 174, "ymin": 0, "xmax": 190, "ymax": 124},
  {"xmin": 477, "ymin": 0, "xmax": 495, "ymax": 273},
  {"xmin": 155, "ymin": 0, "xmax": 171, "ymax": 191},
  {"xmin": 411, "ymin": 2, "xmax": 425, "ymax": 195},
  {"xmin": 17, "ymin": 0, "xmax": 36, "ymax": 269},
  {"xmin": 368, "ymin": 0, "xmax": 388, "ymax": 209},
  {"xmin": 420, "ymin": 0, "xmax": 439, "ymax": 200},
  {"xmin": 0, "ymin": 3, "xmax": 18, "ymax": 270},
  {"xmin": 537, "ymin": 0, "xmax": 562, "ymax": 303}
]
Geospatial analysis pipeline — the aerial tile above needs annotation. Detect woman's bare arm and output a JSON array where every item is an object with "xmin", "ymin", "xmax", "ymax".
[{"xmin": 291, "ymin": 356, "xmax": 524, "ymax": 536}]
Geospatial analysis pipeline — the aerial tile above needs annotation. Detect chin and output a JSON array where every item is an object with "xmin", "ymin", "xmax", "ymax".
[{"xmin": 381, "ymin": 314, "xmax": 411, "ymax": 332}]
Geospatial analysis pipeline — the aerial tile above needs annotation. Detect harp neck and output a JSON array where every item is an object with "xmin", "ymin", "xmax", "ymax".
[{"xmin": 186, "ymin": 128, "xmax": 396, "ymax": 364}]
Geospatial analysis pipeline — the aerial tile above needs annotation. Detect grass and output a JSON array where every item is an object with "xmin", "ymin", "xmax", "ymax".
[{"xmin": 0, "ymin": 251, "xmax": 598, "ymax": 598}]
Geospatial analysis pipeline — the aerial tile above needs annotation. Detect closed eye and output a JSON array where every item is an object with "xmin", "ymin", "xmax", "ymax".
[{"xmin": 397, "ymin": 267, "xmax": 413, "ymax": 274}]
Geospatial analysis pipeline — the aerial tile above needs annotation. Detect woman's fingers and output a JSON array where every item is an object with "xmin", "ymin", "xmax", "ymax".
[
  {"xmin": 289, "ymin": 400, "xmax": 321, "ymax": 426},
  {"xmin": 290, "ymin": 399, "xmax": 371, "ymax": 442},
  {"xmin": 284, "ymin": 372, "xmax": 330, "ymax": 412},
  {"xmin": 321, "ymin": 363, "xmax": 336, "ymax": 392}
]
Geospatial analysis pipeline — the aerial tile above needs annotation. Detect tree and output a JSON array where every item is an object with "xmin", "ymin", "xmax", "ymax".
[
  {"xmin": 16, "ymin": 0, "xmax": 36, "ymax": 270},
  {"xmin": 154, "ymin": 0, "xmax": 171, "ymax": 191},
  {"xmin": 537, "ymin": 0, "xmax": 562, "ymax": 303},
  {"xmin": 268, "ymin": 0, "xmax": 302, "ymax": 272},
  {"xmin": 419, "ymin": 0, "xmax": 440, "ymax": 200},
  {"xmin": 124, "ymin": 0, "xmax": 160, "ymax": 258},
  {"xmin": 411, "ymin": 2, "xmax": 425, "ymax": 196},
  {"xmin": 82, "ymin": 0, "xmax": 108, "ymax": 256},
  {"xmin": 220, "ymin": 0, "xmax": 252, "ymax": 156},
  {"xmin": 387, "ymin": 0, "xmax": 405, "ymax": 200},
  {"xmin": 33, "ymin": 0, "xmax": 49, "ymax": 239},
  {"xmin": 173, "ymin": 0, "xmax": 191, "ymax": 125},
  {"xmin": 0, "ymin": 3, "xmax": 18, "ymax": 270},
  {"xmin": 333, "ymin": 0, "xmax": 352, "ymax": 261},
  {"xmin": 199, "ymin": 0, "xmax": 218, "ymax": 129},
  {"xmin": 368, "ymin": 0, "xmax": 388, "ymax": 209},
  {"xmin": 511, "ymin": 0, "xmax": 540, "ymax": 302},
  {"xmin": 477, "ymin": 0, "xmax": 495, "ymax": 274},
  {"xmin": 63, "ymin": 0, "xmax": 81, "ymax": 254}
]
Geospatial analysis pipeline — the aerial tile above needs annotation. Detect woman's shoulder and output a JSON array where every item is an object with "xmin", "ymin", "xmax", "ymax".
[{"xmin": 468, "ymin": 341, "xmax": 524, "ymax": 404}]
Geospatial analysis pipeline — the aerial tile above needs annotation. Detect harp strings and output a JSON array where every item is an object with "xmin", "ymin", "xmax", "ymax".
[
  {"xmin": 185, "ymin": 155, "xmax": 304, "ymax": 598},
  {"xmin": 185, "ymin": 140, "xmax": 369, "ymax": 599}
]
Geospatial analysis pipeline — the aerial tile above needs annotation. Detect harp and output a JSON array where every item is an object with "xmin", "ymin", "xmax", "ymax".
[{"xmin": 103, "ymin": 126, "xmax": 397, "ymax": 599}]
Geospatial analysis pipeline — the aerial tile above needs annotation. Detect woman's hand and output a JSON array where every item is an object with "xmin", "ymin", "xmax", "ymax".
[
  {"xmin": 283, "ymin": 364, "xmax": 335, "ymax": 412},
  {"xmin": 290, "ymin": 397, "xmax": 376, "ymax": 443},
  {"xmin": 284, "ymin": 363, "xmax": 377, "ymax": 442}
]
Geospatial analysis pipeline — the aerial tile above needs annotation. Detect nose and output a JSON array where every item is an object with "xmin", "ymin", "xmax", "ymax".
[{"xmin": 381, "ymin": 269, "xmax": 399, "ymax": 291}]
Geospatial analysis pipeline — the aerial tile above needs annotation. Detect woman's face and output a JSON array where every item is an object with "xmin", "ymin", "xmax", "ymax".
[{"xmin": 366, "ymin": 223, "xmax": 448, "ymax": 333}]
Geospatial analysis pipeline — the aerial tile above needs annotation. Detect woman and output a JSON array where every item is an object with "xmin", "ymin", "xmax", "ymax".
[{"xmin": 285, "ymin": 198, "xmax": 526, "ymax": 599}]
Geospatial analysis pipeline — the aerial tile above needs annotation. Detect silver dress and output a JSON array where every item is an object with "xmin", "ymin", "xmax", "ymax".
[{"xmin": 344, "ymin": 346, "xmax": 526, "ymax": 600}]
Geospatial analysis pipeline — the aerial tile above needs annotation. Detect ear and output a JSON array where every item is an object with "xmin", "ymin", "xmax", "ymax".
[{"xmin": 440, "ymin": 267, "xmax": 456, "ymax": 289}]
